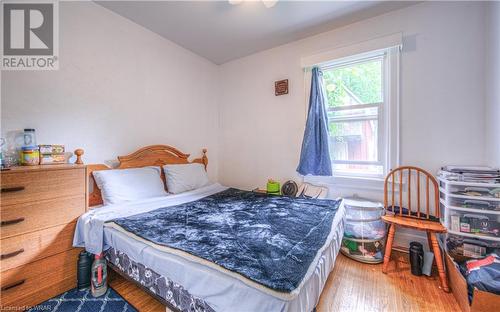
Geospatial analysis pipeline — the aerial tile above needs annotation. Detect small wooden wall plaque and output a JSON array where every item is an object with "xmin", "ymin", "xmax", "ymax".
[{"xmin": 275, "ymin": 79, "xmax": 288, "ymax": 96}]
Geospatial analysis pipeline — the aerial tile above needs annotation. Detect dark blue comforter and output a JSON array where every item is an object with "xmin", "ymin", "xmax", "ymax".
[{"xmin": 112, "ymin": 188, "xmax": 342, "ymax": 293}]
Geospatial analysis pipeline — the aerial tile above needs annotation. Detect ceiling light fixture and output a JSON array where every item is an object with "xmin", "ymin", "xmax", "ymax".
[
  {"xmin": 229, "ymin": 0, "xmax": 278, "ymax": 9},
  {"xmin": 262, "ymin": 0, "xmax": 278, "ymax": 8}
]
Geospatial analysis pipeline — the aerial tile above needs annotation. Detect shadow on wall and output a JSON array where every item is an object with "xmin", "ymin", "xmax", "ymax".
[{"xmin": 403, "ymin": 33, "xmax": 417, "ymax": 52}]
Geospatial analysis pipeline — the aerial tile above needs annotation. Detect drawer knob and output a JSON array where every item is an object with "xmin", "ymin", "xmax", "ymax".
[
  {"xmin": 1, "ymin": 186, "xmax": 25, "ymax": 193},
  {"xmin": 1, "ymin": 248, "xmax": 25, "ymax": 260},
  {"xmin": 1, "ymin": 279, "xmax": 26, "ymax": 291},
  {"xmin": 1, "ymin": 217, "xmax": 25, "ymax": 227}
]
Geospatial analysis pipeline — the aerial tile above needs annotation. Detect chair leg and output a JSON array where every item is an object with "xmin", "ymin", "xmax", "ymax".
[
  {"xmin": 429, "ymin": 232, "xmax": 450, "ymax": 292},
  {"xmin": 426, "ymin": 231, "xmax": 435, "ymax": 269},
  {"xmin": 382, "ymin": 224, "xmax": 396, "ymax": 274},
  {"xmin": 427, "ymin": 232, "xmax": 433, "ymax": 252}
]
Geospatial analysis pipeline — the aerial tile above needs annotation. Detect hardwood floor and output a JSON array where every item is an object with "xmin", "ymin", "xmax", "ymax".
[
  {"xmin": 317, "ymin": 253, "xmax": 459, "ymax": 312},
  {"xmin": 110, "ymin": 252, "xmax": 460, "ymax": 312},
  {"xmin": 110, "ymin": 273, "xmax": 165, "ymax": 312}
]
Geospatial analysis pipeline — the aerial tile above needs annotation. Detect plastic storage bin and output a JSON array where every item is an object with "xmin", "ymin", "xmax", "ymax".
[
  {"xmin": 341, "ymin": 238, "xmax": 385, "ymax": 263},
  {"xmin": 446, "ymin": 196, "xmax": 500, "ymax": 211},
  {"xmin": 344, "ymin": 220, "xmax": 386, "ymax": 240},
  {"xmin": 345, "ymin": 205, "xmax": 384, "ymax": 221},
  {"xmin": 446, "ymin": 233, "xmax": 500, "ymax": 261},
  {"xmin": 341, "ymin": 197, "xmax": 387, "ymax": 264},
  {"xmin": 440, "ymin": 181, "xmax": 500, "ymax": 196},
  {"xmin": 449, "ymin": 211, "xmax": 500, "ymax": 238}
]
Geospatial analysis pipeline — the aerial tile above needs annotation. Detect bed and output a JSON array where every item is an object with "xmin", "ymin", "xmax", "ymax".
[{"xmin": 73, "ymin": 145, "xmax": 345, "ymax": 312}]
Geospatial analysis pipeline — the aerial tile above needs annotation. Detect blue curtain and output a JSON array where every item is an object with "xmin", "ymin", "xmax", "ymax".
[{"xmin": 296, "ymin": 67, "xmax": 332, "ymax": 176}]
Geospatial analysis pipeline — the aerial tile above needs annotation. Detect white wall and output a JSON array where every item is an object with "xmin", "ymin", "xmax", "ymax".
[
  {"xmin": 1, "ymin": 2, "xmax": 220, "ymax": 179},
  {"xmin": 218, "ymin": 2, "xmax": 487, "ymax": 197},
  {"xmin": 0, "ymin": 1, "xmax": 492, "ymax": 249},
  {"xmin": 217, "ymin": 2, "xmax": 488, "ymax": 247},
  {"xmin": 485, "ymin": 1, "xmax": 500, "ymax": 168}
]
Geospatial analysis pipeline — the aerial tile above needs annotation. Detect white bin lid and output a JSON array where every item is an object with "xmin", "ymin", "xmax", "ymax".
[{"xmin": 343, "ymin": 197, "xmax": 383, "ymax": 210}]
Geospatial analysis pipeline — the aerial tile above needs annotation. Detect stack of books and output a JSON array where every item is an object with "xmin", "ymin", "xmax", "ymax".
[{"xmin": 438, "ymin": 166, "xmax": 500, "ymax": 184}]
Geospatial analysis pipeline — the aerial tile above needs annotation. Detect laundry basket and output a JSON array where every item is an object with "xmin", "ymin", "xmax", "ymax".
[{"xmin": 341, "ymin": 197, "xmax": 387, "ymax": 264}]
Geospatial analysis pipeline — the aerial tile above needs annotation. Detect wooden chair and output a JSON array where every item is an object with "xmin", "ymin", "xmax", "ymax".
[{"xmin": 381, "ymin": 166, "xmax": 450, "ymax": 292}]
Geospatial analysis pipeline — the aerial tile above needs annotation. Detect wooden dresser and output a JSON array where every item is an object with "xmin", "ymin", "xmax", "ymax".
[{"xmin": 0, "ymin": 164, "xmax": 86, "ymax": 309}]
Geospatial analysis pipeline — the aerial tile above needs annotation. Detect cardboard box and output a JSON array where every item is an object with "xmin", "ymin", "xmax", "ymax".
[
  {"xmin": 39, "ymin": 145, "xmax": 65, "ymax": 154},
  {"xmin": 460, "ymin": 220, "xmax": 471, "ymax": 233},
  {"xmin": 446, "ymin": 252, "xmax": 500, "ymax": 312},
  {"xmin": 452, "ymin": 215, "xmax": 461, "ymax": 232},
  {"xmin": 463, "ymin": 243, "xmax": 486, "ymax": 258},
  {"xmin": 39, "ymin": 153, "xmax": 66, "ymax": 165}
]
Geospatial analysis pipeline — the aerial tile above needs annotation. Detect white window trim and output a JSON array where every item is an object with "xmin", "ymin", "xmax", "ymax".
[
  {"xmin": 322, "ymin": 50, "xmax": 386, "ymax": 177},
  {"xmin": 386, "ymin": 45, "xmax": 401, "ymax": 178},
  {"xmin": 301, "ymin": 33, "xmax": 402, "ymax": 68},
  {"xmin": 302, "ymin": 40, "xmax": 401, "ymax": 189}
]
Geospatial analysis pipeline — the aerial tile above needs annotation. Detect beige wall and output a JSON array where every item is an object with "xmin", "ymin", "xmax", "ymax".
[
  {"xmin": 0, "ymin": 1, "xmax": 494, "ymax": 248},
  {"xmin": 486, "ymin": 1, "xmax": 500, "ymax": 168},
  {"xmin": 218, "ymin": 2, "xmax": 487, "ymax": 197},
  {"xmin": 1, "ymin": 2, "xmax": 220, "ymax": 179},
  {"xmin": 1, "ymin": 2, "xmax": 491, "ymax": 188},
  {"xmin": 217, "ymin": 2, "xmax": 489, "ymax": 247}
]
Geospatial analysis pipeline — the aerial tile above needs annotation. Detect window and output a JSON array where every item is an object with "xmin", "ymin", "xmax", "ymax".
[{"xmin": 321, "ymin": 48, "xmax": 399, "ymax": 179}]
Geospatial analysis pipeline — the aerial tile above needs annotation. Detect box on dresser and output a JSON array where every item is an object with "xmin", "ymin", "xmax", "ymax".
[
  {"xmin": 0, "ymin": 161, "xmax": 86, "ymax": 309},
  {"xmin": 39, "ymin": 153, "xmax": 66, "ymax": 165}
]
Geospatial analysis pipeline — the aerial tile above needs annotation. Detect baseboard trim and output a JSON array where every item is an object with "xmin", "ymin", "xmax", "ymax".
[{"xmin": 393, "ymin": 230, "xmax": 430, "ymax": 251}]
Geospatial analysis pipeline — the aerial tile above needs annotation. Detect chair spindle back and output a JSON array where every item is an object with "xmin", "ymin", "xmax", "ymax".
[{"xmin": 384, "ymin": 166, "xmax": 440, "ymax": 220}]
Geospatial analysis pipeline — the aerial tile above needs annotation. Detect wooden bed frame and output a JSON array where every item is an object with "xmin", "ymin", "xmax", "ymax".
[
  {"xmin": 86, "ymin": 144, "xmax": 208, "ymax": 208},
  {"xmin": 86, "ymin": 145, "xmax": 208, "ymax": 311}
]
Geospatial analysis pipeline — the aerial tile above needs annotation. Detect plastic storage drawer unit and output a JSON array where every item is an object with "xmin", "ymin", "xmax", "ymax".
[{"xmin": 341, "ymin": 197, "xmax": 387, "ymax": 264}]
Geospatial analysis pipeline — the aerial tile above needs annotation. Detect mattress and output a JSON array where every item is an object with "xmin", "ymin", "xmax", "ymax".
[{"xmin": 74, "ymin": 184, "xmax": 346, "ymax": 312}]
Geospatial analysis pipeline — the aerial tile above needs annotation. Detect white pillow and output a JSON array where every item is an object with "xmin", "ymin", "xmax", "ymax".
[
  {"xmin": 93, "ymin": 166, "xmax": 167, "ymax": 205},
  {"xmin": 163, "ymin": 163, "xmax": 210, "ymax": 194}
]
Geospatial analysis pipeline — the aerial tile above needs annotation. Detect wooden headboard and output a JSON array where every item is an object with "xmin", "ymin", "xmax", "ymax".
[{"xmin": 87, "ymin": 145, "xmax": 208, "ymax": 208}]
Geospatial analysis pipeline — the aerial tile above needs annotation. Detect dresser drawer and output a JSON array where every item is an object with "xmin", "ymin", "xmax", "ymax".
[
  {"xmin": 1, "ymin": 222, "xmax": 76, "ymax": 272},
  {"xmin": 1, "ymin": 195, "xmax": 85, "ymax": 238},
  {"xmin": 0, "ymin": 248, "xmax": 79, "ymax": 308},
  {"xmin": 0, "ymin": 167, "xmax": 85, "ymax": 206}
]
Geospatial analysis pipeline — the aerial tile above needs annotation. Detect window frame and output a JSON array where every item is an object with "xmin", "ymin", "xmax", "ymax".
[{"xmin": 320, "ymin": 47, "xmax": 399, "ymax": 180}]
